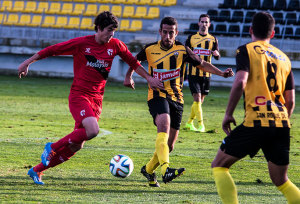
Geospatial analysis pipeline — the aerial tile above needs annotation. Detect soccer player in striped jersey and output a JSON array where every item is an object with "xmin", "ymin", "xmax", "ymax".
[
  {"xmin": 211, "ymin": 12, "xmax": 300, "ymax": 204},
  {"xmin": 18, "ymin": 11, "xmax": 163, "ymax": 185},
  {"xmin": 124, "ymin": 17, "xmax": 233, "ymax": 187},
  {"xmin": 185, "ymin": 14, "xmax": 220, "ymax": 132}
]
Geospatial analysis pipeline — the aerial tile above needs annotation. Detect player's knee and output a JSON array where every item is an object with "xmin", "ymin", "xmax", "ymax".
[
  {"xmin": 86, "ymin": 127, "xmax": 99, "ymax": 139},
  {"xmin": 269, "ymin": 173, "xmax": 288, "ymax": 186}
]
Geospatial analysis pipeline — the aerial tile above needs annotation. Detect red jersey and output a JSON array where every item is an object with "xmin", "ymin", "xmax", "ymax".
[{"xmin": 38, "ymin": 35, "xmax": 140, "ymax": 98}]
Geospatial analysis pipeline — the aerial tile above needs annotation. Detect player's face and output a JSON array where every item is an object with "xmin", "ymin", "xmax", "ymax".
[
  {"xmin": 159, "ymin": 24, "xmax": 178, "ymax": 49},
  {"xmin": 96, "ymin": 24, "xmax": 117, "ymax": 44},
  {"xmin": 198, "ymin": 17, "xmax": 210, "ymax": 34}
]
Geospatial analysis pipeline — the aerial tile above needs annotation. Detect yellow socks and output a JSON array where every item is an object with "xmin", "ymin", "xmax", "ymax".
[
  {"xmin": 277, "ymin": 179, "xmax": 300, "ymax": 204},
  {"xmin": 146, "ymin": 152, "xmax": 159, "ymax": 174},
  {"xmin": 155, "ymin": 132, "xmax": 169, "ymax": 175},
  {"xmin": 187, "ymin": 102, "xmax": 196, "ymax": 124},
  {"xmin": 193, "ymin": 101, "xmax": 203, "ymax": 126},
  {"xmin": 213, "ymin": 167, "xmax": 238, "ymax": 204},
  {"xmin": 212, "ymin": 168, "xmax": 300, "ymax": 204}
]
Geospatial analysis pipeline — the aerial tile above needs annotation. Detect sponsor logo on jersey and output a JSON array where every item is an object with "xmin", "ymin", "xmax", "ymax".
[
  {"xmin": 86, "ymin": 59, "xmax": 109, "ymax": 68},
  {"xmin": 85, "ymin": 55, "xmax": 110, "ymax": 79},
  {"xmin": 85, "ymin": 48, "xmax": 91, "ymax": 53},
  {"xmin": 151, "ymin": 52, "xmax": 161, "ymax": 55},
  {"xmin": 193, "ymin": 48, "xmax": 211, "ymax": 56},
  {"xmin": 107, "ymin": 49, "xmax": 113, "ymax": 56},
  {"xmin": 153, "ymin": 68, "xmax": 180, "ymax": 82},
  {"xmin": 254, "ymin": 46, "xmax": 286, "ymax": 61},
  {"xmin": 85, "ymin": 55, "xmax": 109, "ymax": 68}
]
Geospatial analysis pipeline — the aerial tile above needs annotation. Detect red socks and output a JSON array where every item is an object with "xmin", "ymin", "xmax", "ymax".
[
  {"xmin": 33, "ymin": 146, "xmax": 76, "ymax": 172},
  {"xmin": 51, "ymin": 128, "xmax": 87, "ymax": 151},
  {"xmin": 33, "ymin": 128, "xmax": 87, "ymax": 173}
]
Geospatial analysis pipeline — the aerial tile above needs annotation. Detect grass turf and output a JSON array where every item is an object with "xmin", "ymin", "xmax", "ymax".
[{"xmin": 0, "ymin": 75, "xmax": 299, "ymax": 203}]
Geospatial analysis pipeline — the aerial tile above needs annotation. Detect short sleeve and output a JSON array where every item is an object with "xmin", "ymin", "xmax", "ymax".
[
  {"xmin": 136, "ymin": 47, "xmax": 147, "ymax": 62},
  {"xmin": 185, "ymin": 34, "xmax": 192, "ymax": 48},
  {"xmin": 236, "ymin": 45, "xmax": 250, "ymax": 72},
  {"xmin": 285, "ymin": 71, "xmax": 295, "ymax": 90}
]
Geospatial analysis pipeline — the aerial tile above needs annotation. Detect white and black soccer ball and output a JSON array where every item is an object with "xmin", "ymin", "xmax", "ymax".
[{"xmin": 109, "ymin": 154, "xmax": 134, "ymax": 178}]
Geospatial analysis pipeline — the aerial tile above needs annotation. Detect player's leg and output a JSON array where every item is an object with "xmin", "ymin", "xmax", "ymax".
[
  {"xmin": 28, "ymin": 142, "xmax": 84, "ymax": 185},
  {"xmin": 211, "ymin": 149, "xmax": 239, "ymax": 204},
  {"xmin": 160, "ymin": 100, "xmax": 185, "ymax": 183},
  {"xmin": 168, "ymin": 100, "xmax": 183, "ymax": 152},
  {"xmin": 192, "ymin": 92, "xmax": 205, "ymax": 132},
  {"xmin": 211, "ymin": 124, "xmax": 257, "ymax": 204},
  {"xmin": 144, "ymin": 127, "xmax": 178, "ymax": 176},
  {"xmin": 185, "ymin": 76, "xmax": 200, "ymax": 131},
  {"xmin": 41, "ymin": 118, "xmax": 96, "ymax": 166},
  {"xmin": 51, "ymin": 116, "xmax": 99, "ymax": 151},
  {"xmin": 141, "ymin": 113, "xmax": 169, "ymax": 187},
  {"xmin": 168, "ymin": 128, "xmax": 179, "ymax": 152},
  {"xmin": 263, "ymin": 127, "xmax": 300, "ymax": 203},
  {"xmin": 270, "ymin": 163, "xmax": 300, "ymax": 204},
  {"xmin": 141, "ymin": 98, "xmax": 170, "ymax": 187},
  {"xmin": 41, "ymin": 96, "xmax": 99, "ymax": 166},
  {"xmin": 155, "ymin": 112, "xmax": 171, "ymax": 174},
  {"xmin": 194, "ymin": 77, "xmax": 210, "ymax": 132}
]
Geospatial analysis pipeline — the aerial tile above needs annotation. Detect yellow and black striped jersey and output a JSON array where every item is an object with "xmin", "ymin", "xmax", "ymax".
[
  {"xmin": 185, "ymin": 32, "xmax": 219, "ymax": 77},
  {"xmin": 236, "ymin": 41, "xmax": 294, "ymax": 128},
  {"xmin": 136, "ymin": 40, "xmax": 201, "ymax": 104}
]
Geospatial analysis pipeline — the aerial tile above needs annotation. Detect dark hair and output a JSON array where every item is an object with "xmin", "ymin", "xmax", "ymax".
[
  {"xmin": 94, "ymin": 11, "xmax": 118, "ymax": 32},
  {"xmin": 199, "ymin": 14, "xmax": 210, "ymax": 22},
  {"xmin": 160, "ymin": 16, "xmax": 178, "ymax": 31},
  {"xmin": 252, "ymin": 12, "xmax": 275, "ymax": 39}
]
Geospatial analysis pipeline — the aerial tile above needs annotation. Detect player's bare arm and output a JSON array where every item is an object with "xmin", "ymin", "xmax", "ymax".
[
  {"xmin": 18, "ymin": 53, "xmax": 41, "ymax": 78},
  {"xmin": 283, "ymin": 89, "xmax": 295, "ymax": 118},
  {"xmin": 133, "ymin": 66, "xmax": 164, "ymax": 91},
  {"xmin": 199, "ymin": 62, "xmax": 234, "ymax": 78},
  {"xmin": 185, "ymin": 46, "xmax": 233, "ymax": 77},
  {"xmin": 222, "ymin": 70, "xmax": 248, "ymax": 135},
  {"xmin": 124, "ymin": 67, "xmax": 135, "ymax": 89}
]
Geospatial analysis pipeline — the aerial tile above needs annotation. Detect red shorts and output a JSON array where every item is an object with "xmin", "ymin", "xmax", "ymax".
[{"xmin": 69, "ymin": 93, "xmax": 103, "ymax": 129}]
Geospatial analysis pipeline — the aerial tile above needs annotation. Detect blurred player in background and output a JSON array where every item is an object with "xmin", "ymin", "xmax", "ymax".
[
  {"xmin": 185, "ymin": 14, "xmax": 221, "ymax": 132},
  {"xmin": 124, "ymin": 17, "xmax": 233, "ymax": 187},
  {"xmin": 18, "ymin": 11, "xmax": 163, "ymax": 185},
  {"xmin": 211, "ymin": 12, "xmax": 300, "ymax": 204}
]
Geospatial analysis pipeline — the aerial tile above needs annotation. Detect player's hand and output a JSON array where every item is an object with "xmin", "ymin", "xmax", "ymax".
[
  {"xmin": 222, "ymin": 114, "xmax": 236, "ymax": 135},
  {"xmin": 148, "ymin": 77, "xmax": 164, "ymax": 91},
  {"xmin": 223, "ymin": 68, "xmax": 234, "ymax": 78},
  {"xmin": 212, "ymin": 50, "xmax": 220, "ymax": 57},
  {"xmin": 18, "ymin": 62, "xmax": 29, "ymax": 78},
  {"xmin": 123, "ymin": 76, "xmax": 135, "ymax": 89}
]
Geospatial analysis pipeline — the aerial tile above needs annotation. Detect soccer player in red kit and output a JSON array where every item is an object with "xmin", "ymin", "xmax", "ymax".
[{"xmin": 18, "ymin": 11, "xmax": 163, "ymax": 185}]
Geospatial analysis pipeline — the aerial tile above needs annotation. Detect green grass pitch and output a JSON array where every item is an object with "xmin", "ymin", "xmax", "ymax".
[{"xmin": 0, "ymin": 75, "xmax": 299, "ymax": 203}]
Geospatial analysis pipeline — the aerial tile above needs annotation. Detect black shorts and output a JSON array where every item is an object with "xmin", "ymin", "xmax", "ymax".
[
  {"xmin": 220, "ymin": 124, "xmax": 290, "ymax": 165},
  {"xmin": 188, "ymin": 75, "xmax": 210, "ymax": 95},
  {"xmin": 147, "ymin": 97, "xmax": 183, "ymax": 130}
]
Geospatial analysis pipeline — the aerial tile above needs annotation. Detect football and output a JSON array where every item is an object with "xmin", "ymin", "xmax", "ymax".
[{"xmin": 109, "ymin": 154, "xmax": 134, "ymax": 178}]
